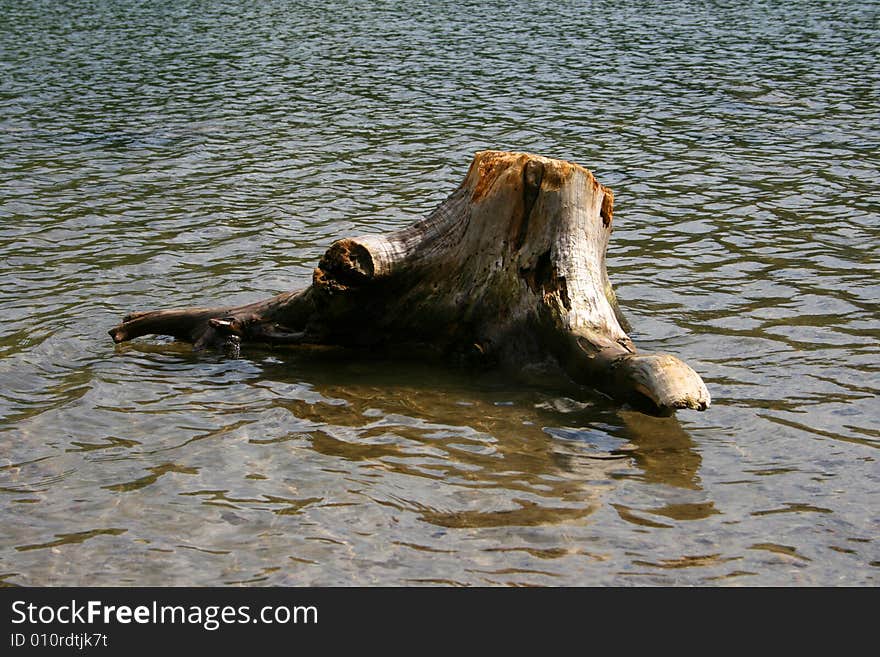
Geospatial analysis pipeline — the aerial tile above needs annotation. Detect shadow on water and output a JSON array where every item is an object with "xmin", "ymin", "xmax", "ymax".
[{"xmin": 113, "ymin": 340, "xmax": 707, "ymax": 530}]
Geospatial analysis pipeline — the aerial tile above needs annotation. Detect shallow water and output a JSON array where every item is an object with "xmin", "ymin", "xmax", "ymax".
[{"xmin": 1, "ymin": 0, "xmax": 878, "ymax": 586}]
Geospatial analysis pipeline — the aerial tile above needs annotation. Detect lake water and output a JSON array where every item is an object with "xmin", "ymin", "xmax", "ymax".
[{"xmin": 1, "ymin": 0, "xmax": 877, "ymax": 586}]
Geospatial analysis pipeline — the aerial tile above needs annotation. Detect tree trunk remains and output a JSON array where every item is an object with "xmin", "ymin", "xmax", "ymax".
[{"xmin": 109, "ymin": 151, "xmax": 710, "ymax": 413}]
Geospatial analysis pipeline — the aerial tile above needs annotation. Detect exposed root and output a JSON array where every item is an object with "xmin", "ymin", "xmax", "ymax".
[{"xmin": 108, "ymin": 150, "xmax": 711, "ymax": 414}]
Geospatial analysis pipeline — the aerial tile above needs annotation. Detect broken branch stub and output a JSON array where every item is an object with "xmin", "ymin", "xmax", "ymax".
[{"xmin": 109, "ymin": 150, "xmax": 710, "ymax": 413}]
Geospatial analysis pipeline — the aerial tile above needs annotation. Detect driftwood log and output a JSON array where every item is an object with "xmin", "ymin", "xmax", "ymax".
[{"xmin": 110, "ymin": 151, "xmax": 710, "ymax": 413}]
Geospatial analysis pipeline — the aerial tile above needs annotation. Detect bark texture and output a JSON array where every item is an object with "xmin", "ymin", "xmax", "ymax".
[{"xmin": 110, "ymin": 151, "xmax": 710, "ymax": 413}]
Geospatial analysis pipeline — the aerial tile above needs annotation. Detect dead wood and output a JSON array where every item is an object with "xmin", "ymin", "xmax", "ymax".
[{"xmin": 110, "ymin": 151, "xmax": 710, "ymax": 413}]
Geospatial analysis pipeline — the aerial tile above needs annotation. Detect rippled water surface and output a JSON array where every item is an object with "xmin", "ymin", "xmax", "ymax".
[{"xmin": 1, "ymin": 0, "xmax": 878, "ymax": 586}]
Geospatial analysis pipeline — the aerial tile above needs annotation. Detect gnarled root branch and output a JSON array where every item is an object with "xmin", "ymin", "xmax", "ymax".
[{"xmin": 110, "ymin": 151, "xmax": 710, "ymax": 414}]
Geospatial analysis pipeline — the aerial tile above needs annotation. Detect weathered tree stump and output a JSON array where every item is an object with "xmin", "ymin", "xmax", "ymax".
[{"xmin": 109, "ymin": 151, "xmax": 710, "ymax": 413}]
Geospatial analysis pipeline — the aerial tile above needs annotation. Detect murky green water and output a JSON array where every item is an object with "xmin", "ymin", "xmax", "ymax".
[{"xmin": 1, "ymin": 0, "xmax": 878, "ymax": 586}]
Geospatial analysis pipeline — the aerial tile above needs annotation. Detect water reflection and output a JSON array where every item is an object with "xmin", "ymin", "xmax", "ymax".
[
  {"xmin": 16, "ymin": 528, "xmax": 128, "ymax": 553},
  {"xmin": 618, "ymin": 411, "xmax": 702, "ymax": 491},
  {"xmin": 241, "ymin": 350, "xmax": 708, "ymax": 530}
]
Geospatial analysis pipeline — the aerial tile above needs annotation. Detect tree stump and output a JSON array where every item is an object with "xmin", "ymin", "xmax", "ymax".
[{"xmin": 109, "ymin": 151, "xmax": 710, "ymax": 413}]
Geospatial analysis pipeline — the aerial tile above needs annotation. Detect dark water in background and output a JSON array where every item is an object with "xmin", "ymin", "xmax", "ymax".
[{"xmin": 1, "ymin": 0, "xmax": 878, "ymax": 585}]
